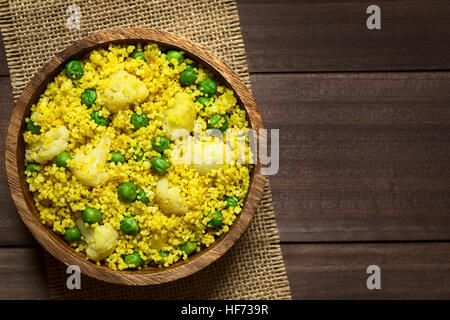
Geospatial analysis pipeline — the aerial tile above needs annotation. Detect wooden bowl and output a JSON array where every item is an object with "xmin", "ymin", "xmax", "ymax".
[{"xmin": 5, "ymin": 28, "xmax": 266, "ymax": 285}]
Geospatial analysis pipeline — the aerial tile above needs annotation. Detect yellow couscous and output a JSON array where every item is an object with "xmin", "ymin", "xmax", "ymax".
[{"xmin": 23, "ymin": 43, "xmax": 252, "ymax": 270}]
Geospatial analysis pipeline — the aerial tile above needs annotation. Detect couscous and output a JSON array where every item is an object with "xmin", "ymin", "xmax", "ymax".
[{"xmin": 23, "ymin": 43, "xmax": 252, "ymax": 270}]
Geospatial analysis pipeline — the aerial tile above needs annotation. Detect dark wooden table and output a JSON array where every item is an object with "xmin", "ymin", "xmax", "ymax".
[{"xmin": 1, "ymin": 0, "xmax": 450, "ymax": 299}]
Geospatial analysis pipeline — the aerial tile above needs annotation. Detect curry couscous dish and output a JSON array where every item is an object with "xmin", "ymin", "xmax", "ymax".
[{"xmin": 23, "ymin": 43, "xmax": 252, "ymax": 270}]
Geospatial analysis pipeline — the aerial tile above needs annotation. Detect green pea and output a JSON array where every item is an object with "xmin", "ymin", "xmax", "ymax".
[
  {"xmin": 198, "ymin": 78, "xmax": 217, "ymax": 97},
  {"xmin": 185, "ymin": 63, "xmax": 196, "ymax": 72},
  {"xmin": 65, "ymin": 227, "xmax": 81, "ymax": 243},
  {"xmin": 225, "ymin": 196, "xmax": 238, "ymax": 208},
  {"xmin": 166, "ymin": 50, "xmax": 184, "ymax": 66},
  {"xmin": 133, "ymin": 146, "xmax": 145, "ymax": 161},
  {"xmin": 137, "ymin": 190, "xmax": 149, "ymax": 205},
  {"xmin": 130, "ymin": 113, "xmax": 149, "ymax": 130},
  {"xmin": 179, "ymin": 69, "xmax": 197, "ymax": 86},
  {"xmin": 159, "ymin": 251, "xmax": 169, "ymax": 259},
  {"xmin": 25, "ymin": 163, "xmax": 40, "ymax": 174},
  {"xmin": 91, "ymin": 110, "xmax": 109, "ymax": 126},
  {"xmin": 120, "ymin": 216, "xmax": 140, "ymax": 235},
  {"xmin": 207, "ymin": 114, "xmax": 228, "ymax": 132},
  {"xmin": 109, "ymin": 151, "xmax": 125, "ymax": 164},
  {"xmin": 151, "ymin": 135, "xmax": 170, "ymax": 153},
  {"xmin": 117, "ymin": 182, "xmax": 138, "ymax": 202},
  {"xmin": 81, "ymin": 89, "xmax": 97, "ymax": 107},
  {"xmin": 55, "ymin": 152, "xmax": 72, "ymax": 168},
  {"xmin": 180, "ymin": 241, "xmax": 197, "ymax": 256},
  {"xmin": 151, "ymin": 156, "xmax": 170, "ymax": 175},
  {"xmin": 130, "ymin": 50, "xmax": 146, "ymax": 61},
  {"xmin": 196, "ymin": 96, "xmax": 210, "ymax": 109},
  {"xmin": 26, "ymin": 120, "xmax": 41, "ymax": 134},
  {"xmin": 65, "ymin": 60, "xmax": 84, "ymax": 80},
  {"xmin": 208, "ymin": 210, "xmax": 223, "ymax": 228},
  {"xmin": 124, "ymin": 252, "xmax": 142, "ymax": 267},
  {"xmin": 82, "ymin": 206, "xmax": 101, "ymax": 225}
]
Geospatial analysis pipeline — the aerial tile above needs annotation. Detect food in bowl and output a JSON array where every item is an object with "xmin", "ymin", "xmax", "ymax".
[{"xmin": 23, "ymin": 43, "xmax": 252, "ymax": 270}]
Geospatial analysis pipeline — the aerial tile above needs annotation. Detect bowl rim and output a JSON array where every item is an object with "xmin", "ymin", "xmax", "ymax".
[{"xmin": 5, "ymin": 28, "xmax": 266, "ymax": 285}]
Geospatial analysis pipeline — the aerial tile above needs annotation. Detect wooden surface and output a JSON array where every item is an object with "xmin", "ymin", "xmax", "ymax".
[
  {"xmin": 239, "ymin": 0, "xmax": 450, "ymax": 72},
  {"xmin": 254, "ymin": 72, "xmax": 450, "ymax": 242},
  {"xmin": 0, "ymin": 0, "xmax": 449, "ymax": 299}
]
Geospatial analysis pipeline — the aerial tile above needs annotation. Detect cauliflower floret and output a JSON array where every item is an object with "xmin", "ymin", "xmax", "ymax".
[
  {"xmin": 163, "ymin": 92, "xmax": 197, "ymax": 139},
  {"xmin": 76, "ymin": 219, "xmax": 118, "ymax": 261},
  {"xmin": 86, "ymin": 225, "xmax": 118, "ymax": 261},
  {"xmin": 190, "ymin": 141, "xmax": 228, "ymax": 174},
  {"xmin": 155, "ymin": 177, "xmax": 188, "ymax": 215},
  {"xmin": 102, "ymin": 70, "xmax": 148, "ymax": 113},
  {"xmin": 25, "ymin": 125, "xmax": 69, "ymax": 164},
  {"xmin": 171, "ymin": 136, "xmax": 230, "ymax": 174},
  {"xmin": 70, "ymin": 136, "xmax": 111, "ymax": 187}
]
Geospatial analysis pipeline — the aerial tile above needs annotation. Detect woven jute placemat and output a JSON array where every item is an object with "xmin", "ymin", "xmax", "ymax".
[{"xmin": 0, "ymin": 0, "xmax": 291, "ymax": 299}]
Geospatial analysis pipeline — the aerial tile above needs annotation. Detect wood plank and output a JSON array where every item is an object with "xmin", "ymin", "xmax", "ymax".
[
  {"xmin": 0, "ymin": 36, "xmax": 9, "ymax": 76},
  {"xmin": 250, "ymin": 72, "xmax": 450, "ymax": 242},
  {"xmin": 1, "ymin": 243, "xmax": 449, "ymax": 299},
  {"xmin": 0, "ymin": 77, "xmax": 34, "ymax": 245},
  {"xmin": 237, "ymin": 0, "xmax": 450, "ymax": 72},
  {"xmin": 0, "ymin": 247, "xmax": 49, "ymax": 299},
  {"xmin": 282, "ymin": 242, "xmax": 450, "ymax": 299}
]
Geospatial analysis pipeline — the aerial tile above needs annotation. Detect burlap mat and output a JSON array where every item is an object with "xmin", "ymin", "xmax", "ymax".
[{"xmin": 0, "ymin": 0, "xmax": 291, "ymax": 299}]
